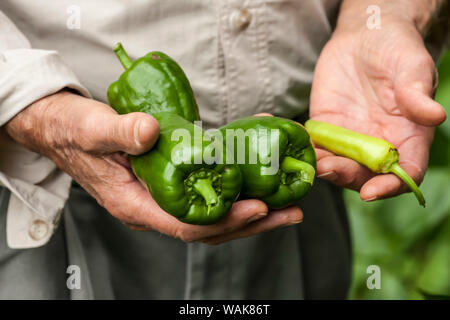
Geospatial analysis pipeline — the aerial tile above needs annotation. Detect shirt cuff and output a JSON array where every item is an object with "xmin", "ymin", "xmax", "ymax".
[
  {"xmin": 0, "ymin": 49, "xmax": 90, "ymax": 248},
  {"xmin": 0, "ymin": 48, "xmax": 91, "ymax": 125},
  {"xmin": 1, "ymin": 170, "xmax": 72, "ymax": 249}
]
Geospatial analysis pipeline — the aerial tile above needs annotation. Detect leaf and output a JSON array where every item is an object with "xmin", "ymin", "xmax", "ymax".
[
  {"xmin": 429, "ymin": 127, "xmax": 450, "ymax": 167},
  {"xmin": 416, "ymin": 217, "xmax": 450, "ymax": 297},
  {"xmin": 347, "ymin": 168, "xmax": 450, "ymax": 299}
]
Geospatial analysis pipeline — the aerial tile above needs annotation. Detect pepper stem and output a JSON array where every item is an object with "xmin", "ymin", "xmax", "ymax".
[
  {"xmin": 390, "ymin": 163, "xmax": 426, "ymax": 207},
  {"xmin": 113, "ymin": 42, "xmax": 133, "ymax": 70},
  {"xmin": 193, "ymin": 179, "xmax": 218, "ymax": 215},
  {"xmin": 281, "ymin": 156, "xmax": 316, "ymax": 185}
]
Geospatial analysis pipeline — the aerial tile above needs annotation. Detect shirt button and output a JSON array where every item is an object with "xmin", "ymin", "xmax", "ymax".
[
  {"xmin": 230, "ymin": 9, "xmax": 252, "ymax": 31},
  {"xmin": 29, "ymin": 220, "xmax": 49, "ymax": 241}
]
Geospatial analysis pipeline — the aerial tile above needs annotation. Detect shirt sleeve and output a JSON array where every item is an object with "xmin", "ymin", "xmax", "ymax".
[{"xmin": 0, "ymin": 11, "xmax": 91, "ymax": 249}]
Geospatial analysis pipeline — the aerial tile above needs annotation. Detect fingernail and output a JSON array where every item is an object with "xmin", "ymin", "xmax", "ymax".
[
  {"xmin": 283, "ymin": 219, "xmax": 303, "ymax": 227},
  {"xmin": 317, "ymin": 171, "xmax": 338, "ymax": 181},
  {"xmin": 364, "ymin": 196, "xmax": 378, "ymax": 202},
  {"xmin": 247, "ymin": 213, "xmax": 267, "ymax": 224}
]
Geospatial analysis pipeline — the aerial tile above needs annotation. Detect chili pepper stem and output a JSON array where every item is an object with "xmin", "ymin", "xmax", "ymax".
[
  {"xmin": 389, "ymin": 163, "xmax": 425, "ymax": 207},
  {"xmin": 114, "ymin": 42, "xmax": 133, "ymax": 70},
  {"xmin": 281, "ymin": 156, "xmax": 316, "ymax": 185},
  {"xmin": 193, "ymin": 178, "xmax": 218, "ymax": 215}
]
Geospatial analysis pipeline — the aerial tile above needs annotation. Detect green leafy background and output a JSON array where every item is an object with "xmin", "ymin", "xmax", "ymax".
[{"xmin": 347, "ymin": 51, "xmax": 450, "ymax": 300}]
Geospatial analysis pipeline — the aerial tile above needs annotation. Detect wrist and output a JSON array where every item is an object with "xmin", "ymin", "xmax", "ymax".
[
  {"xmin": 4, "ymin": 90, "xmax": 75, "ymax": 155},
  {"xmin": 336, "ymin": 0, "xmax": 443, "ymax": 37}
]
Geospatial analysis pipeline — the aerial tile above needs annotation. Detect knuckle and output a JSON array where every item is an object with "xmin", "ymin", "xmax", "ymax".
[
  {"xmin": 278, "ymin": 214, "xmax": 291, "ymax": 225},
  {"xmin": 173, "ymin": 227, "xmax": 185, "ymax": 241},
  {"xmin": 292, "ymin": 211, "xmax": 303, "ymax": 222},
  {"xmin": 174, "ymin": 228, "xmax": 196, "ymax": 243},
  {"xmin": 182, "ymin": 234, "xmax": 197, "ymax": 244},
  {"xmin": 421, "ymin": 54, "xmax": 434, "ymax": 68},
  {"xmin": 76, "ymin": 115, "xmax": 102, "ymax": 151},
  {"xmin": 410, "ymin": 51, "xmax": 434, "ymax": 70},
  {"xmin": 38, "ymin": 107, "xmax": 68, "ymax": 151},
  {"xmin": 120, "ymin": 113, "xmax": 138, "ymax": 138},
  {"xmin": 341, "ymin": 173, "xmax": 358, "ymax": 188},
  {"xmin": 412, "ymin": 170, "xmax": 425, "ymax": 186},
  {"xmin": 281, "ymin": 209, "xmax": 302, "ymax": 224}
]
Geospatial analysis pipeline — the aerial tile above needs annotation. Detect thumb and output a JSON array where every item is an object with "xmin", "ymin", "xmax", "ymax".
[
  {"xmin": 82, "ymin": 111, "xmax": 160, "ymax": 155},
  {"xmin": 394, "ymin": 52, "xmax": 446, "ymax": 126}
]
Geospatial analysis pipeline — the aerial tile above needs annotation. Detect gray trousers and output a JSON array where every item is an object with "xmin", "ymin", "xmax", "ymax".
[{"xmin": 0, "ymin": 180, "xmax": 351, "ymax": 299}]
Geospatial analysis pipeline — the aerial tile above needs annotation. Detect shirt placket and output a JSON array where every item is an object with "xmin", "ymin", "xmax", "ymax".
[
  {"xmin": 184, "ymin": 0, "xmax": 273, "ymax": 300},
  {"xmin": 218, "ymin": 0, "xmax": 273, "ymax": 122}
]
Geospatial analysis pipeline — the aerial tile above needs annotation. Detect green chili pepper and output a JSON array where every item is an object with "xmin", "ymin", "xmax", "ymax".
[
  {"xmin": 107, "ymin": 43, "xmax": 242, "ymax": 224},
  {"xmin": 305, "ymin": 120, "xmax": 425, "ymax": 207},
  {"xmin": 108, "ymin": 43, "xmax": 200, "ymax": 122},
  {"xmin": 131, "ymin": 112, "xmax": 242, "ymax": 225},
  {"xmin": 220, "ymin": 116, "xmax": 316, "ymax": 209}
]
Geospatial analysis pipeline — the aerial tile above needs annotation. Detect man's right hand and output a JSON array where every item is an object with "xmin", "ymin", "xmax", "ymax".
[{"xmin": 4, "ymin": 91, "xmax": 302, "ymax": 243}]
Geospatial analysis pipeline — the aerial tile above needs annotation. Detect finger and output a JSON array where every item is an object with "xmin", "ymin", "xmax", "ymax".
[
  {"xmin": 316, "ymin": 152, "xmax": 375, "ymax": 191},
  {"xmin": 123, "ymin": 222, "xmax": 153, "ymax": 232},
  {"xmin": 169, "ymin": 200, "xmax": 269, "ymax": 243},
  {"xmin": 360, "ymin": 134, "xmax": 429, "ymax": 201},
  {"xmin": 201, "ymin": 205, "xmax": 303, "ymax": 245},
  {"xmin": 104, "ymin": 177, "xmax": 269, "ymax": 243},
  {"xmin": 97, "ymin": 151, "xmax": 269, "ymax": 242},
  {"xmin": 314, "ymin": 147, "xmax": 336, "ymax": 161},
  {"xmin": 108, "ymin": 152, "xmax": 131, "ymax": 168},
  {"xmin": 395, "ymin": 52, "xmax": 446, "ymax": 126},
  {"xmin": 80, "ymin": 111, "xmax": 160, "ymax": 155},
  {"xmin": 253, "ymin": 113, "xmax": 273, "ymax": 117},
  {"xmin": 359, "ymin": 161, "xmax": 423, "ymax": 202}
]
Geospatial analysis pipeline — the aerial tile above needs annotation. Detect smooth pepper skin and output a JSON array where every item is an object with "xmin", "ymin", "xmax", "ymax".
[
  {"xmin": 220, "ymin": 116, "xmax": 316, "ymax": 209},
  {"xmin": 107, "ymin": 43, "xmax": 200, "ymax": 122},
  {"xmin": 131, "ymin": 113, "xmax": 242, "ymax": 225},
  {"xmin": 305, "ymin": 119, "xmax": 426, "ymax": 207}
]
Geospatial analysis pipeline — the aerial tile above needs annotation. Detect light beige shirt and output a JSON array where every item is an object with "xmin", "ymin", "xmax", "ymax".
[
  {"xmin": 0, "ymin": 0, "xmax": 342, "ymax": 249},
  {"xmin": 0, "ymin": 0, "xmax": 446, "ymax": 249}
]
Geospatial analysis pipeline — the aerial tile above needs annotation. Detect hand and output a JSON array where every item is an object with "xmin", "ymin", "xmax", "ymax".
[
  {"xmin": 309, "ymin": 16, "xmax": 446, "ymax": 202},
  {"xmin": 5, "ymin": 91, "xmax": 303, "ymax": 243}
]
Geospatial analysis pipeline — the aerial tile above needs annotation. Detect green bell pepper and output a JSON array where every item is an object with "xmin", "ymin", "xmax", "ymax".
[
  {"xmin": 220, "ymin": 116, "xmax": 316, "ymax": 209},
  {"xmin": 107, "ymin": 43, "xmax": 200, "ymax": 122},
  {"xmin": 131, "ymin": 112, "xmax": 242, "ymax": 225},
  {"xmin": 107, "ymin": 43, "xmax": 241, "ymax": 224}
]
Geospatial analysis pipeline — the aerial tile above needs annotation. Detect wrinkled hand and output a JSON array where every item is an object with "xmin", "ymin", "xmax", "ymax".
[
  {"xmin": 310, "ymin": 20, "xmax": 446, "ymax": 202},
  {"xmin": 5, "ymin": 91, "xmax": 302, "ymax": 244}
]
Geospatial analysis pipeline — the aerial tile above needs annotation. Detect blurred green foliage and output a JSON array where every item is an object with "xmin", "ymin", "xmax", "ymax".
[{"xmin": 347, "ymin": 51, "xmax": 450, "ymax": 300}]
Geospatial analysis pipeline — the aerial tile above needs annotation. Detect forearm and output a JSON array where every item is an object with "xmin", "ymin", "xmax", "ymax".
[{"xmin": 337, "ymin": 0, "xmax": 445, "ymax": 35}]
